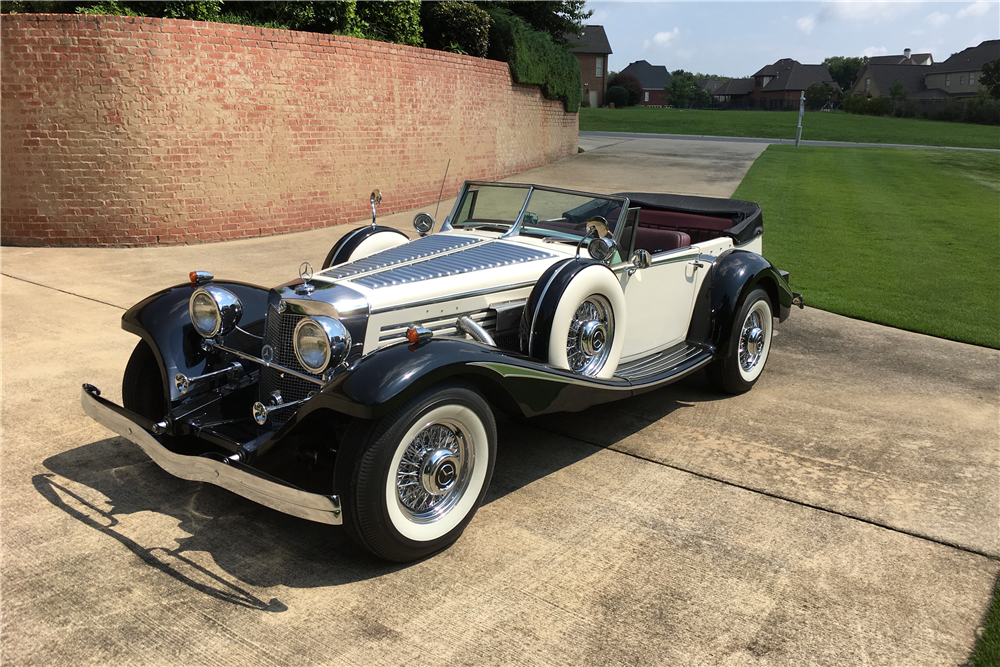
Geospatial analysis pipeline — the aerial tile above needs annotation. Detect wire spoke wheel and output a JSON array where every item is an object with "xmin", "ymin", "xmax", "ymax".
[
  {"xmin": 566, "ymin": 294, "xmax": 614, "ymax": 376},
  {"xmin": 739, "ymin": 309, "xmax": 767, "ymax": 372},
  {"xmin": 395, "ymin": 419, "xmax": 474, "ymax": 524}
]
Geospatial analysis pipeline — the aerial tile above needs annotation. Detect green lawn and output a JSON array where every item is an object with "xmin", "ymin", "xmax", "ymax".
[
  {"xmin": 972, "ymin": 575, "xmax": 1000, "ymax": 667},
  {"xmin": 580, "ymin": 107, "xmax": 1000, "ymax": 150},
  {"xmin": 732, "ymin": 146, "xmax": 1000, "ymax": 348}
]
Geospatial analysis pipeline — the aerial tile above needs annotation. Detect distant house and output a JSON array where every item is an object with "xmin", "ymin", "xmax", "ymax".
[
  {"xmin": 849, "ymin": 63, "xmax": 946, "ymax": 100},
  {"xmin": 619, "ymin": 60, "xmax": 671, "ymax": 106},
  {"xmin": 924, "ymin": 39, "xmax": 999, "ymax": 98},
  {"xmin": 568, "ymin": 25, "xmax": 612, "ymax": 108},
  {"xmin": 698, "ymin": 78, "xmax": 726, "ymax": 97},
  {"xmin": 751, "ymin": 58, "xmax": 840, "ymax": 110},
  {"xmin": 851, "ymin": 40, "xmax": 999, "ymax": 100},
  {"xmin": 712, "ymin": 78, "xmax": 755, "ymax": 107},
  {"xmin": 868, "ymin": 49, "xmax": 933, "ymax": 66}
]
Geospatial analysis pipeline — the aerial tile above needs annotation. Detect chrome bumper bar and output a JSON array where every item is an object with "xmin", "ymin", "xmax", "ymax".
[{"xmin": 80, "ymin": 385, "xmax": 342, "ymax": 525}]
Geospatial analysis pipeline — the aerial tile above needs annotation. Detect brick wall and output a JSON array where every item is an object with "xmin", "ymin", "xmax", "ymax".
[{"xmin": 0, "ymin": 14, "xmax": 578, "ymax": 247}]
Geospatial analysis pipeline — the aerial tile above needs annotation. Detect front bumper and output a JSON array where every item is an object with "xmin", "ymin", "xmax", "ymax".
[{"xmin": 81, "ymin": 384, "xmax": 342, "ymax": 525}]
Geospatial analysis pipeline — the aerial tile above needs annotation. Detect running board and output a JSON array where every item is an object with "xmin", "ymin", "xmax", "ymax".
[{"xmin": 615, "ymin": 343, "xmax": 713, "ymax": 385}]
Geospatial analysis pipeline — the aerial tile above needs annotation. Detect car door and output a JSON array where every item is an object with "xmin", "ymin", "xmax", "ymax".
[{"xmin": 618, "ymin": 238, "xmax": 704, "ymax": 361}]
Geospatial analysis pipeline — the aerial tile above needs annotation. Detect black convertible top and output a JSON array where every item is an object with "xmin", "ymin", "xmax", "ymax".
[{"xmin": 613, "ymin": 192, "xmax": 763, "ymax": 245}]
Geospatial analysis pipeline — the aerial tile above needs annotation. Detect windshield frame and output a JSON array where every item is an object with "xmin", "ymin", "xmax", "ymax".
[{"xmin": 444, "ymin": 181, "xmax": 632, "ymax": 246}]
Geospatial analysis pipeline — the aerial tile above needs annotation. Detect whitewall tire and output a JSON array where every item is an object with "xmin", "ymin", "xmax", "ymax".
[
  {"xmin": 546, "ymin": 265, "xmax": 626, "ymax": 380},
  {"xmin": 335, "ymin": 382, "xmax": 496, "ymax": 562},
  {"xmin": 707, "ymin": 287, "xmax": 773, "ymax": 394}
]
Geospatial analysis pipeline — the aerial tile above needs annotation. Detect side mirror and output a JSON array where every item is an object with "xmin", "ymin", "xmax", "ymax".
[
  {"xmin": 588, "ymin": 236, "xmax": 618, "ymax": 263},
  {"xmin": 628, "ymin": 249, "xmax": 651, "ymax": 276},
  {"xmin": 413, "ymin": 212, "xmax": 434, "ymax": 236}
]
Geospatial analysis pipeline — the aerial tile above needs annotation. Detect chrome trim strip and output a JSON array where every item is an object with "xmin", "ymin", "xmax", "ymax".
[
  {"xmin": 81, "ymin": 387, "xmax": 342, "ymax": 525},
  {"xmin": 370, "ymin": 281, "xmax": 536, "ymax": 315},
  {"xmin": 469, "ymin": 361, "xmax": 631, "ymax": 390},
  {"xmin": 206, "ymin": 341, "xmax": 326, "ymax": 387}
]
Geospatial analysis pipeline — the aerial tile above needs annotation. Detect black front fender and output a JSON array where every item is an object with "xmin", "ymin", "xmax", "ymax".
[
  {"xmin": 707, "ymin": 251, "xmax": 792, "ymax": 358},
  {"xmin": 122, "ymin": 281, "xmax": 270, "ymax": 402}
]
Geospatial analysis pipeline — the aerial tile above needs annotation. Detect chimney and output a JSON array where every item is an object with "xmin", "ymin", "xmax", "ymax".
[{"xmin": 904, "ymin": 48, "xmax": 911, "ymax": 60}]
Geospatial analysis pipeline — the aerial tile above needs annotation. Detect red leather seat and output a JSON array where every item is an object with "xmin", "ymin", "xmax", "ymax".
[{"xmin": 634, "ymin": 228, "xmax": 691, "ymax": 254}]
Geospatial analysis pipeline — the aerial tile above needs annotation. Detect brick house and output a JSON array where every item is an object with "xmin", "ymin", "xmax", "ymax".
[
  {"xmin": 568, "ymin": 25, "xmax": 612, "ymax": 108},
  {"xmin": 712, "ymin": 78, "xmax": 755, "ymax": 108},
  {"xmin": 851, "ymin": 40, "xmax": 999, "ymax": 100},
  {"xmin": 750, "ymin": 59, "xmax": 840, "ymax": 110},
  {"xmin": 619, "ymin": 60, "xmax": 671, "ymax": 106}
]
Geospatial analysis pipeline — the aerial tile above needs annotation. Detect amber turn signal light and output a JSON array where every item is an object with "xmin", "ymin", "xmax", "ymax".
[
  {"xmin": 189, "ymin": 271, "xmax": 214, "ymax": 285},
  {"xmin": 406, "ymin": 326, "xmax": 432, "ymax": 343}
]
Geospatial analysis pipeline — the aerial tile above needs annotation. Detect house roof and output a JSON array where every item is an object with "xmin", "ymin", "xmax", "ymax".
[
  {"xmin": 698, "ymin": 78, "xmax": 726, "ymax": 93},
  {"xmin": 620, "ymin": 60, "xmax": 672, "ymax": 89},
  {"xmin": 753, "ymin": 58, "xmax": 840, "ymax": 92},
  {"xmin": 568, "ymin": 25, "xmax": 612, "ymax": 55},
  {"xmin": 858, "ymin": 63, "xmax": 931, "ymax": 97},
  {"xmin": 714, "ymin": 78, "xmax": 754, "ymax": 96},
  {"xmin": 932, "ymin": 39, "xmax": 1000, "ymax": 73},
  {"xmin": 868, "ymin": 53, "xmax": 933, "ymax": 66}
]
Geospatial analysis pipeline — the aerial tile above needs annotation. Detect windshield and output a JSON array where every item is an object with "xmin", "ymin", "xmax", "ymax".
[{"xmin": 451, "ymin": 183, "xmax": 625, "ymax": 241}]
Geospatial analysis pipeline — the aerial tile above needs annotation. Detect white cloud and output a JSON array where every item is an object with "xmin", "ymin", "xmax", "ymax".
[
  {"xmin": 926, "ymin": 11, "xmax": 950, "ymax": 27},
  {"xmin": 676, "ymin": 48, "xmax": 695, "ymax": 60},
  {"xmin": 957, "ymin": 1, "xmax": 992, "ymax": 19},
  {"xmin": 653, "ymin": 28, "xmax": 679, "ymax": 46},
  {"xmin": 861, "ymin": 46, "xmax": 889, "ymax": 58},
  {"xmin": 796, "ymin": 15, "xmax": 817, "ymax": 34}
]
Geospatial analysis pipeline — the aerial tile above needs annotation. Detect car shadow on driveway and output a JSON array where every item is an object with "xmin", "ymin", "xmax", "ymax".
[{"xmin": 38, "ymin": 375, "xmax": 722, "ymax": 610}]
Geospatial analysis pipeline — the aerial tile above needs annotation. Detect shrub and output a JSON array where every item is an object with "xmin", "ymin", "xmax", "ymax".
[
  {"xmin": 486, "ymin": 8, "xmax": 582, "ymax": 113},
  {"xmin": 421, "ymin": 1, "xmax": 492, "ymax": 58},
  {"xmin": 842, "ymin": 95, "xmax": 891, "ymax": 116},
  {"xmin": 607, "ymin": 72, "xmax": 642, "ymax": 106},
  {"xmin": 351, "ymin": 0, "xmax": 422, "ymax": 47},
  {"xmin": 804, "ymin": 81, "xmax": 836, "ymax": 110},
  {"xmin": 606, "ymin": 86, "xmax": 628, "ymax": 108}
]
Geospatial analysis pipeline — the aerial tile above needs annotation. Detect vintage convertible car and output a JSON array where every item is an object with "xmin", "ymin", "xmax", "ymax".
[{"xmin": 82, "ymin": 182, "xmax": 802, "ymax": 562}]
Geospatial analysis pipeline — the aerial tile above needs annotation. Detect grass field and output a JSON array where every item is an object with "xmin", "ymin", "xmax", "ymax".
[
  {"xmin": 580, "ymin": 107, "xmax": 1000, "ymax": 150},
  {"xmin": 731, "ymin": 146, "xmax": 1000, "ymax": 348}
]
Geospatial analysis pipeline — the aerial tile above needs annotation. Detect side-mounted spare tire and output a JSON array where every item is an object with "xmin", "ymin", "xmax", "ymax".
[
  {"xmin": 322, "ymin": 226, "xmax": 409, "ymax": 269},
  {"xmin": 520, "ymin": 258, "xmax": 626, "ymax": 380}
]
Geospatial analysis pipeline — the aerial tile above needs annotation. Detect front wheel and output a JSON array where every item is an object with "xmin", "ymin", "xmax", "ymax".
[
  {"xmin": 335, "ymin": 382, "xmax": 497, "ymax": 562},
  {"xmin": 707, "ymin": 288, "xmax": 773, "ymax": 394}
]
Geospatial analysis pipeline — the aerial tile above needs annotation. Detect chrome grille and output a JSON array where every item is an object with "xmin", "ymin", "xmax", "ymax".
[{"xmin": 259, "ymin": 306, "xmax": 320, "ymax": 426}]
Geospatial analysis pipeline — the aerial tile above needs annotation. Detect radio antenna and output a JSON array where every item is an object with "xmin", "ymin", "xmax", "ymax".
[{"xmin": 433, "ymin": 158, "xmax": 451, "ymax": 223}]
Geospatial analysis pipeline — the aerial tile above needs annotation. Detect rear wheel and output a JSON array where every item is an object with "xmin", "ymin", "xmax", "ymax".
[
  {"xmin": 335, "ymin": 382, "xmax": 496, "ymax": 562},
  {"xmin": 707, "ymin": 288, "xmax": 773, "ymax": 394},
  {"xmin": 122, "ymin": 339, "xmax": 167, "ymax": 421}
]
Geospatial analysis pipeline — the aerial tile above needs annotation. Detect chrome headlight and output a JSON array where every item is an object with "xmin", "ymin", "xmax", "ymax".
[
  {"xmin": 293, "ymin": 316, "xmax": 351, "ymax": 374},
  {"xmin": 189, "ymin": 286, "xmax": 242, "ymax": 338}
]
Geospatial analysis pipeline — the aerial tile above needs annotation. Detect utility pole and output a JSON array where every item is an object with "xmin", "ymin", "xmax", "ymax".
[{"xmin": 795, "ymin": 91, "xmax": 805, "ymax": 146}]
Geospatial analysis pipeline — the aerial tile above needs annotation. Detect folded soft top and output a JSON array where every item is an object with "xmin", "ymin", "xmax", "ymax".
[{"xmin": 614, "ymin": 192, "xmax": 763, "ymax": 245}]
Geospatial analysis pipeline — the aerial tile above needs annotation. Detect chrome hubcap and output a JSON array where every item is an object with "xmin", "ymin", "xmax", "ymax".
[
  {"xmin": 739, "ymin": 310, "xmax": 767, "ymax": 372},
  {"xmin": 567, "ymin": 295, "xmax": 614, "ymax": 376},
  {"xmin": 396, "ymin": 420, "xmax": 473, "ymax": 523}
]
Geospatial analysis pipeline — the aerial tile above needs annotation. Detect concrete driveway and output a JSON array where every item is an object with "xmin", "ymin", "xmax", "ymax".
[{"xmin": 2, "ymin": 136, "xmax": 997, "ymax": 666}]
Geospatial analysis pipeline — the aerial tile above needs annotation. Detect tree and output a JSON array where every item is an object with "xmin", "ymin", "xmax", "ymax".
[
  {"xmin": 804, "ymin": 81, "xmax": 835, "ymax": 110},
  {"xmin": 888, "ymin": 79, "xmax": 908, "ymax": 115},
  {"xmin": 823, "ymin": 56, "xmax": 866, "ymax": 91},
  {"xmin": 607, "ymin": 72, "xmax": 642, "ymax": 106},
  {"xmin": 483, "ymin": 1, "xmax": 592, "ymax": 46},
  {"xmin": 981, "ymin": 59, "xmax": 1000, "ymax": 100},
  {"xmin": 664, "ymin": 70, "xmax": 709, "ymax": 108}
]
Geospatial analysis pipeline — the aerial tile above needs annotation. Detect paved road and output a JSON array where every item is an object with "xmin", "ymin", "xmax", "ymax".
[
  {"xmin": 581, "ymin": 130, "xmax": 1000, "ymax": 152},
  {"xmin": 2, "ymin": 136, "xmax": 997, "ymax": 666}
]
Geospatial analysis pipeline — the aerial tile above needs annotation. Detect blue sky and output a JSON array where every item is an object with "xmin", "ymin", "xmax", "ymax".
[{"xmin": 585, "ymin": 1, "xmax": 1000, "ymax": 77}]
